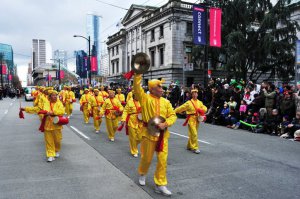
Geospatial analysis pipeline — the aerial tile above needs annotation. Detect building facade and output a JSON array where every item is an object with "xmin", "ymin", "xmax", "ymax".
[
  {"xmin": 106, "ymin": 1, "xmax": 211, "ymax": 86},
  {"xmin": 74, "ymin": 50, "xmax": 88, "ymax": 79},
  {"xmin": 87, "ymin": 12, "xmax": 102, "ymax": 75},
  {"xmin": 53, "ymin": 50, "xmax": 68, "ymax": 69}
]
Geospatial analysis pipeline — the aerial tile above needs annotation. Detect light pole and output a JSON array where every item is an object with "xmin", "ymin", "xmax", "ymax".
[{"xmin": 73, "ymin": 35, "xmax": 91, "ymax": 86}]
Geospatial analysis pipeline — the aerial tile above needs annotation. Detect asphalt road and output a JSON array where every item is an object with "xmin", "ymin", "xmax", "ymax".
[{"xmin": 0, "ymin": 98, "xmax": 299, "ymax": 199}]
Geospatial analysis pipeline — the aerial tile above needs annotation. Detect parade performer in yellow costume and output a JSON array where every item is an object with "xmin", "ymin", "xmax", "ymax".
[
  {"xmin": 126, "ymin": 89, "xmax": 134, "ymax": 102},
  {"xmin": 89, "ymin": 89, "xmax": 104, "ymax": 133},
  {"xmin": 134, "ymin": 74, "xmax": 177, "ymax": 196},
  {"xmin": 116, "ymin": 88, "xmax": 126, "ymax": 106},
  {"xmin": 99, "ymin": 86, "xmax": 109, "ymax": 100},
  {"xmin": 80, "ymin": 89, "xmax": 91, "ymax": 123},
  {"xmin": 121, "ymin": 94, "xmax": 143, "ymax": 157},
  {"xmin": 65, "ymin": 86, "xmax": 76, "ymax": 118},
  {"xmin": 175, "ymin": 89, "xmax": 207, "ymax": 154},
  {"xmin": 99, "ymin": 90, "xmax": 123, "ymax": 141},
  {"xmin": 22, "ymin": 90, "xmax": 65, "ymax": 162},
  {"xmin": 59, "ymin": 86, "xmax": 67, "ymax": 104}
]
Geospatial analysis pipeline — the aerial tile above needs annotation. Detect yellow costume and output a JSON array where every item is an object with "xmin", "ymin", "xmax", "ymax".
[
  {"xmin": 99, "ymin": 90, "xmax": 109, "ymax": 100},
  {"xmin": 100, "ymin": 97, "xmax": 123, "ymax": 140},
  {"xmin": 134, "ymin": 74, "xmax": 177, "ymax": 186},
  {"xmin": 25, "ymin": 98, "xmax": 65, "ymax": 158},
  {"xmin": 89, "ymin": 93, "xmax": 104, "ymax": 132},
  {"xmin": 175, "ymin": 99, "xmax": 207, "ymax": 151},
  {"xmin": 126, "ymin": 91, "xmax": 133, "ymax": 102},
  {"xmin": 65, "ymin": 89, "xmax": 76, "ymax": 117},
  {"xmin": 116, "ymin": 93, "xmax": 126, "ymax": 105},
  {"xmin": 121, "ymin": 98, "xmax": 143, "ymax": 156},
  {"xmin": 80, "ymin": 93, "xmax": 91, "ymax": 123}
]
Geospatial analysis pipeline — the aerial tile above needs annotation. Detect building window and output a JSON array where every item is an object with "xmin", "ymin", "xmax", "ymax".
[
  {"xmin": 151, "ymin": 29, "xmax": 155, "ymax": 42},
  {"xmin": 150, "ymin": 50, "xmax": 155, "ymax": 67},
  {"xmin": 112, "ymin": 62, "xmax": 115, "ymax": 74},
  {"xmin": 116, "ymin": 45, "xmax": 119, "ymax": 55},
  {"xmin": 160, "ymin": 25, "xmax": 164, "ymax": 38},
  {"xmin": 127, "ymin": 56, "xmax": 130, "ymax": 72},
  {"xmin": 186, "ymin": 22, "xmax": 193, "ymax": 35},
  {"xmin": 159, "ymin": 48, "xmax": 164, "ymax": 65},
  {"xmin": 112, "ymin": 48, "xmax": 115, "ymax": 56},
  {"xmin": 116, "ymin": 61, "xmax": 119, "ymax": 73}
]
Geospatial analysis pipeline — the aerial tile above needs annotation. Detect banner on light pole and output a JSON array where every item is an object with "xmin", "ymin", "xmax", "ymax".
[
  {"xmin": 210, "ymin": 7, "xmax": 222, "ymax": 47},
  {"xmin": 91, "ymin": 56, "xmax": 98, "ymax": 72},
  {"xmin": 296, "ymin": 40, "xmax": 300, "ymax": 64},
  {"xmin": 193, "ymin": 5, "xmax": 207, "ymax": 45}
]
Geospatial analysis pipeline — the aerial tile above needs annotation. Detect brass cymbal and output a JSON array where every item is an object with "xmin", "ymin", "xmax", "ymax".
[
  {"xmin": 131, "ymin": 52, "xmax": 150, "ymax": 74},
  {"xmin": 147, "ymin": 116, "xmax": 166, "ymax": 137}
]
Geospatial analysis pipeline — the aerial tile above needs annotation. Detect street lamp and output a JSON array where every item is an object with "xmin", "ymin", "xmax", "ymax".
[
  {"xmin": 50, "ymin": 58, "xmax": 62, "ymax": 86},
  {"xmin": 73, "ymin": 35, "xmax": 91, "ymax": 86}
]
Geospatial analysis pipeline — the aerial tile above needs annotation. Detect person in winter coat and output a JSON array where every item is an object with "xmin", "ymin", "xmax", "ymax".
[
  {"xmin": 280, "ymin": 91, "xmax": 295, "ymax": 121},
  {"xmin": 263, "ymin": 84, "xmax": 276, "ymax": 117}
]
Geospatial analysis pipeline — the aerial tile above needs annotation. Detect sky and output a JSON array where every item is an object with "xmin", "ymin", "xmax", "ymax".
[{"xmin": 0, "ymin": 0, "xmax": 277, "ymax": 85}]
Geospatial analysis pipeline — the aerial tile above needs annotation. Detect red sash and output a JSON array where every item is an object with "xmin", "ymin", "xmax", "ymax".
[{"xmin": 183, "ymin": 100, "xmax": 204, "ymax": 126}]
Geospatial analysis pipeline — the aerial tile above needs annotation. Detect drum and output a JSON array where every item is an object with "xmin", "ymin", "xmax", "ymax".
[
  {"xmin": 137, "ymin": 113, "xmax": 142, "ymax": 121},
  {"xmin": 198, "ymin": 115, "xmax": 207, "ymax": 122},
  {"xmin": 53, "ymin": 116, "xmax": 69, "ymax": 125}
]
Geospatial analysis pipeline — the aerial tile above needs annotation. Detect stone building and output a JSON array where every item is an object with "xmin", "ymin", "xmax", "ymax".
[{"xmin": 106, "ymin": 0, "xmax": 212, "ymax": 86}]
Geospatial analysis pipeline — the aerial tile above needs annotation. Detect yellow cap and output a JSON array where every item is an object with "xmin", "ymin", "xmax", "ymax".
[
  {"xmin": 108, "ymin": 90, "xmax": 115, "ymax": 93},
  {"xmin": 48, "ymin": 90, "xmax": 58, "ymax": 95},
  {"xmin": 148, "ymin": 79, "xmax": 165, "ymax": 90},
  {"xmin": 116, "ymin": 88, "xmax": 122, "ymax": 91},
  {"xmin": 191, "ymin": 89, "xmax": 198, "ymax": 93},
  {"xmin": 84, "ymin": 88, "xmax": 89, "ymax": 91},
  {"xmin": 94, "ymin": 89, "xmax": 99, "ymax": 92}
]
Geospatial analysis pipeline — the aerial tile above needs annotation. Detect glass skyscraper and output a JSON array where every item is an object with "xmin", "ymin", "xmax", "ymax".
[
  {"xmin": 0, "ymin": 43, "xmax": 14, "ymax": 72},
  {"xmin": 86, "ymin": 12, "xmax": 101, "ymax": 75}
]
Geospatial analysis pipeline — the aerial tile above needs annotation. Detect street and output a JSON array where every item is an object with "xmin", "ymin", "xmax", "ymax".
[{"xmin": 0, "ymin": 98, "xmax": 299, "ymax": 199}]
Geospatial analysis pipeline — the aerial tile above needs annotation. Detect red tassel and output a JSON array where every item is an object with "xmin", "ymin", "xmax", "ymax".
[
  {"xmin": 123, "ymin": 70, "xmax": 134, "ymax": 80},
  {"xmin": 39, "ymin": 116, "xmax": 47, "ymax": 132},
  {"xmin": 183, "ymin": 115, "xmax": 191, "ymax": 126},
  {"xmin": 155, "ymin": 130, "xmax": 164, "ymax": 152},
  {"xmin": 117, "ymin": 124, "xmax": 124, "ymax": 131},
  {"xmin": 19, "ymin": 109, "xmax": 25, "ymax": 119}
]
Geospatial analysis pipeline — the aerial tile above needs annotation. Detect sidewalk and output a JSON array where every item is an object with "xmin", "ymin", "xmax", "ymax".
[{"xmin": 0, "ymin": 100, "xmax": 152, "ymax": 199}]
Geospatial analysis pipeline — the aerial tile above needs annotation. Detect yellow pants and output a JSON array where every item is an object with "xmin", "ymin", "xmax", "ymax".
[
  {"xmin": 105, "ymin": 118, "xmax": 119, "ymax": 139},
  {"xmin": 82, "ymin": 107, "xmax": 89, "ymax": 123},
  {"xmin": 128, "ymin": 126, "xmax": 142, "ymax": 155},
  {"xmin": 138, "ymin": 136, "xmax": 169, "ymax": 186},
  {"xmin": 93, "ymin": 109, "xmax": 102, "ymax": 131},
  {"xmin": 65, "ymin": 103, "xmax": 73, "ymax": 116},
  {"xmin": 44, "ymin": 129, "xmax": 62, "ymax": 157},
  {"xmin": 187, "ymin": 121, "xmax": 200, "ymax": 150}
]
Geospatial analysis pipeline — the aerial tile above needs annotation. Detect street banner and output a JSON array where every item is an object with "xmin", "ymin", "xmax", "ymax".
[
  {"xmin": 8, "ymin": 74, "xmax": 12, "ymax": 81},
  {"xmin": 83, "ymin": 56, "xmax": 88, "ymax": 71},
  {"xmin": 210, "ymin": 7, "xmax": 222, "ymax": 47},
  {"xmin": 46, "ymin": 75, "xmax": 52, "ymax": 81},
  {"xmin": 193, "ymin": 5, "xmax": 207, "ymax": 45},
  {"xmin": 297, "ymin": 40, "xmax": 300, "ymax": 64},
  {"xmin": 60, "ymin": 70, "xmax": 64, "ymax": 79},
  {"xmin": 91, "ymin": 56, "xmax": 98, "ymax": 72},
  {"xmin": 1, "ymin": 64, "xmax": 7, "ymax": 75}
]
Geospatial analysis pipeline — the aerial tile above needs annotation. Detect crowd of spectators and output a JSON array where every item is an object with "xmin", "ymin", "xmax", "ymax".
[{"xmin": 73, "ymin": 78, "xmax": 300, "ymax": 141}]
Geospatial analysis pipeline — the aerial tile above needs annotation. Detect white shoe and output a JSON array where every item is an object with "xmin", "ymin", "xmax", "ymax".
[
  {"xmin": 47, "ymin": 157, "xmax": 55, "ymax": 162},
  {"xmin": 155, "ymin": 185, "xmax": 172, "ymax": 196},
  {"xmin": 133, "ymin": 154, "xmax": 138, "ymax": 158},
  {"xmin": 67, "ymin": 116, "xmax": 70, "ymax": 119},
  {"xmin": 139, "ymin": 175, "xmax": 146, "ymax": 186},
  {"xmin": 194, "ymin": 149, "xmax": 200, "ymax": 154},
  {"xmin": 85, "ymin": 122, "xmax": 88, "ymax": 124},
  {"xmin": 55, "ymin": 153, "xmax": 60, "ymax": 158},
  {"xmin": 110, "ymin": 138, "xmax": 114, "ymax": 142},
  {"xmin": 95, "ymin": 130, "xmax": 99, "ymax": 134}
]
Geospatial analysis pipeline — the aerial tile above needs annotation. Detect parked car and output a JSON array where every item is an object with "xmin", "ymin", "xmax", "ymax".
[{"xmin": 24, "ymin": 86, "xmax": 36, "ymax": 101}]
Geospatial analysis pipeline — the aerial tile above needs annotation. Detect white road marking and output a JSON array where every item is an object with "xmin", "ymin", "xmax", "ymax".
[
  {"xmin": 10, "ymin": 103, "xmax": 13, "ymax": 106},
  {"xmin": 70, "ymin": 126, "xmax": 90, "ymax": 140},
  {"xmin": 170, "ymin": 131, "xmax": 212, "ymax": 145},
  {"xmin": 4, "ymin": 110, "xmax": 8, "ymax": 114}
]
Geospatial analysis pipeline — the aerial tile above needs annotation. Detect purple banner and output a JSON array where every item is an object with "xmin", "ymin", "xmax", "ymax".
[{"xmin": 193, "ymin": 5, "xmax": 207, "ymax": 45}]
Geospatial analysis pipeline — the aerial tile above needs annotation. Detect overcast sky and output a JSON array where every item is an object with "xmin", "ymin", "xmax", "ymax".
[{"xmin": 0, "ymin": 0, "xmax": 277, "ymax": 84}]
